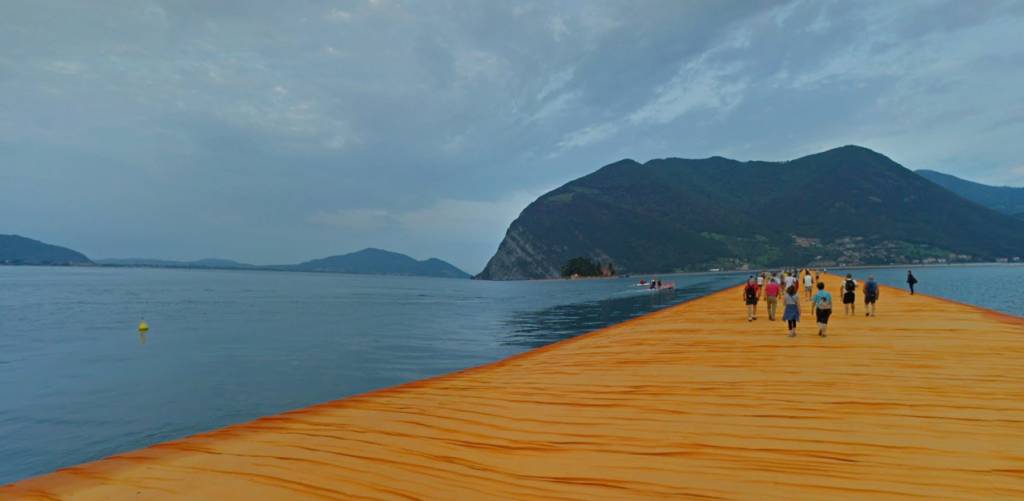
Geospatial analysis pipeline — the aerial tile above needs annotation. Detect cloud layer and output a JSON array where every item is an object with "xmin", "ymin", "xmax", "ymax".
[{"xmin": 2, "ymin": 0, "xmax": 1023, "ymax": 272}]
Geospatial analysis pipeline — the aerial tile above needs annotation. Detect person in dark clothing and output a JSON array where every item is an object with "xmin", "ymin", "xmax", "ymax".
[
  {"xmin": 841, "ymin": 274, "xmax": 857, "ymax": 315},
  {"xmin": 864, "ymin": 276, "xmax": 880, "ymax": 317},
  {"xmin": 743, "ymin": 277, "xmax": 760, "ymax": 321},
  {"xmin": 907, "ymin": 270, "xmax": 918, "ymax": 295}
]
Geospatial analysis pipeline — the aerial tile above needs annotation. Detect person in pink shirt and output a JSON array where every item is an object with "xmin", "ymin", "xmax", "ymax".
[{"xmin": 763, "ymin": 275, "xmax": 782, "ymax": 321}]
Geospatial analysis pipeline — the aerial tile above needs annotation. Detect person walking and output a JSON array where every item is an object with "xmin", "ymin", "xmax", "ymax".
[
  {"xmin": 841, "ymin": 273, "xmax": 857, "ymax": 315},
  {"xmin": 811, "ymin": 281, "xmax": 833, "ymax": 337},
  {"xmin": 907, "ymin": 270, "xmax": 918, "ymax": 295},
  {"xmin": 743, "ymin": 277, "xmax": 760, "ymax": 321},
  {"xmin": 864, "ymin": 275, "xmax": 880, "ymax": 317},
  {"xmin": 782, "ymin": 285, "xmax": 801, "ymax": 337},
  {"xmin": 764, "ymin": 276, "xmax": 781, "ymax": 321},
  {"xmin": 803, "ymin": 271, "xmax": 814, "ymax": 300}
]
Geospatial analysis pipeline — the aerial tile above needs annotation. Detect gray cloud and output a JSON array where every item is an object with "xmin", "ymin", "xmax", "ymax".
[{"xmin": 2, "ymin": 0, "xmax": 1023, "ymax": 272}]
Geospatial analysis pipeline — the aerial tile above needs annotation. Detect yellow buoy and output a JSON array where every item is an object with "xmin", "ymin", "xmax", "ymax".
[{"xmin": 138, "ymin": 320, "xmax": 149, "ymax": 332}]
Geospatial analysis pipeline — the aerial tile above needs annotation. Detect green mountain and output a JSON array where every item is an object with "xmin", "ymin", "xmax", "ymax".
[
  {"xmin": 290, "ymin": 248, "xmax": 470, "ymax": 278},
  {"xmin": 0, "ymin": 234, "xmax": 92, "ymax": 265},
  {"xmin": 916, "ymin": 169, "xmax": 1024, "ymax": 217},
  {"xmin": 478, "ymin": 146, "xmax": 1024, "ymax": 279}
]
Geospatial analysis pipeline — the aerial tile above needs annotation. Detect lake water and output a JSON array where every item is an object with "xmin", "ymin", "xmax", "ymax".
[
  {"xmin": 2, "ymin": 264, "xmax": 1021, "ymax": 485},
  {"xmin": 0, "ymin": 266, "xmax": 744, "ymax": 484},
  {"xmin": 848, "ymin": 264, "xmax": 1024, "ymax": 316}
]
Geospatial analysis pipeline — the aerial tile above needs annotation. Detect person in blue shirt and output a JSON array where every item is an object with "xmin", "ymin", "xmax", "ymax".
[{"xmin": 811, "ymin": 281, "xmax": 833, "ymax": 338}]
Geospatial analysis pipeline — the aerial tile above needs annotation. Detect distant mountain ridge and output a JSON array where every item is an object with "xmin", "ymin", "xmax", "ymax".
[
  {"xmin": 916, "ymin": 169, "xmax": 1024, "ymax": 218},
  {"xmin": 5, "ymin": 237, "xmax": 469, "ymax": 278},
  {"xmin": 0, "ymin": 234, "xmax": 92, "ymax": 265},
  {"xmin": 97, "ymin": 248, "xmax": 470, "ymax": 278},
  {"xmin": 96, "ymin": 258, "xmax": 255, "ymax": 269},
  {"xmin": 288, "ymin": 248, "xmax": 470, "ymax": 278},
  {"xmin": 479, "ymin": 145, "xmax": 1024, "ymax": 279}
]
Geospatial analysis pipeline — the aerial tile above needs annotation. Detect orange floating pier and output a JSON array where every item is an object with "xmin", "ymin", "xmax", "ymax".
[{"xmin": 4, "ymin": 275, "xmax": 1024, "ymax": 500}]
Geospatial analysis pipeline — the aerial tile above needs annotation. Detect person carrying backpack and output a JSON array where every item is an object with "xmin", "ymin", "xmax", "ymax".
[
  {"xmin": 743, "ymin": 277, "xmax": 760, "ymax": 321},
  {"xmin": 811, "ymin": 281, "xmax": 833, "ymax": 337},
  {"xmin": 907, "ymin": 270, "xmax": 918, "ymax": 295},
  {"xmin": 841, "ymin": 273, "xmax": 857, "ymax": 315},
  {"xmin": 864, "ymin": 276, "xmax": 880, "ymax": 317}
]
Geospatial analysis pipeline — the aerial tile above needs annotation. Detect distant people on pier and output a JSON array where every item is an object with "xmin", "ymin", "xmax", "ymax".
[
  {"xmin": 841, "ymin": 274, "xmax": 857, "ymax": 315},
  {"xmin": 907, "ymin": 270, "xmax": 918, "ymax": 295},
  {"xmin": 864, "ymin": 276, "xmax": 880, "ymax": 317},
  {"xmin": 783, "ymin": 285, "xmax": 800, "ymax": 337},
  {"xmin": 803, "ymin": 271, "xmax": 814, "ymax": 300},
  {"xmin": 744, "ymin": 277, "xmax": 760, "ymax": 321},
  {"xmin": 811, "ymin": 281, "xmax": 832, "ymax": 337}
]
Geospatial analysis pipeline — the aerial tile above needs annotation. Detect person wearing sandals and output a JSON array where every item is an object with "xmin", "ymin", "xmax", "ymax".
[
  {"xmin": 811, "ymin": 281, "xmax": 833, "ymax": 337},
  {"xmin": 782, "ymin": 285, "xmax": 800, "ymax": 337}
]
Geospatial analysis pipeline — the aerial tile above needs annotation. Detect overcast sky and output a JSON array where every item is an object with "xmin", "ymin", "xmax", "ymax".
[{"xmin": 2, "ymin": 0, "xmax": 1023, "ymax": 273}]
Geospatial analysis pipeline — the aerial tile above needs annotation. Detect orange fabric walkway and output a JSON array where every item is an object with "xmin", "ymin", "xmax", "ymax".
[{"xmin": 4, "ymin": 274, "xmax": 1024, "ymax": 500}]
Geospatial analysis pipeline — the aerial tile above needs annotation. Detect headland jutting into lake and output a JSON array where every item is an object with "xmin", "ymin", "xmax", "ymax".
[{"xmin": 4, "ymin": 274, "xmax": 1023, "ymax": 499}]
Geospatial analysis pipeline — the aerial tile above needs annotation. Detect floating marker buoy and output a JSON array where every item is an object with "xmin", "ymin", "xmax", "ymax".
[{"xmin": 138, "ymin": 320, "xmax": 149, "ymax": 332}]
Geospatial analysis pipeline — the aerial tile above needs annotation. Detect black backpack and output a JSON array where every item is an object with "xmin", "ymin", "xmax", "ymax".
[
  {"xmin": 845, "ymin": 279, "xmax": 856, "ymax": 292},
  {"xmin": 745, "ymin": 285, "xmax": 758, "ymax": 300}
]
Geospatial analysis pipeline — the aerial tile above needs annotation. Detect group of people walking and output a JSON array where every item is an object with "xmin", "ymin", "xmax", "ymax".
[{"xmin": 743, "ymin": 269, "xmax": 891, "ymax": 338}]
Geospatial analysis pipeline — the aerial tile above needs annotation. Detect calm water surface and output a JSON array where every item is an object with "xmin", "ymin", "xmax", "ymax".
[
  {"xmin": 2, "ymin": 264, "xmax": 1021, "ymax": 484},
  {"xmin": 848, "ymin": 264, "xmax": 1024, "ymax": 315},
  {"xmin": 0, "ymin": 266, "xmax": 742, "ymax": 484}
]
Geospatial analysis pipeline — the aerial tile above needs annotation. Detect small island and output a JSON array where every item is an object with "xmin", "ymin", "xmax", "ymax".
[{"xmin": 560, "ymin": 256, "xmax": 615, "ymax": 279}]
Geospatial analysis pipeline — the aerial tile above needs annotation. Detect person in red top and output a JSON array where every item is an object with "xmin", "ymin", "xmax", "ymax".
[
  {"xmin": 743, "ymin": 277, "xmax": 761, "ymax": 321},
  {"xmin": 763, "ymin": 276, "xmax": 781, "ymax": 321}
]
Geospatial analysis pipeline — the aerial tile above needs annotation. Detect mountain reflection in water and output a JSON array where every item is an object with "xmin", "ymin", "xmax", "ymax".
[{"xmin": 503, "ymin": 283, "xmax": 721, "ymax": 348}]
